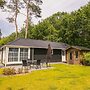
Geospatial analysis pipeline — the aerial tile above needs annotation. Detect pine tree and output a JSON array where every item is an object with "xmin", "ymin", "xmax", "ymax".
[{"xmin": 23, "ymin": 0, "xmax": 43, "ymax": 38}]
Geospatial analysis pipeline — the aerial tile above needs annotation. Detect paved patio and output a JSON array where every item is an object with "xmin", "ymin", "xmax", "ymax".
[
  {"xmin": 0, "ymin": 62, "xmax": 64, "ymax": 72},
  {"xmin": 0, "ymin": 62, "xmax": 66, "ymax": 76},
  {"xmin": 0, "ymin": 63, "xmax": 53, "ymax": 73}
]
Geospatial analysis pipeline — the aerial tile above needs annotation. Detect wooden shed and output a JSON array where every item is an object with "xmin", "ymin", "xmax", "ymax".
[{"xmin": 66, "ymin": 46, "xmax": 90, "ymax": 64}]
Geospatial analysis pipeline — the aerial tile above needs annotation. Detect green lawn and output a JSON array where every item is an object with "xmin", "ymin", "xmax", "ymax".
[{"xmin": 0, "ymin": 64, "xmax": 90, "ymax": 90}]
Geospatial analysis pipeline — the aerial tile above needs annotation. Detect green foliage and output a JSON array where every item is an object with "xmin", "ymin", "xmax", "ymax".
[
  {"xmin": 30, "ymin": 20, "xmax": 58, "ymax": 41},
  {"xmin": 0, "ymin": 33, "xmax": 16, "ymax": 45},
  {"xmin": 3, "ymin": 68, "xmax": 16, "ymax": 75},
  {"xmin": 17, "ymin": 68, "xmax": 23, "ymax": 74},
  {"xmin": 18, "ymin": 28, "xmax": 25, "ymax": 38},
  {"xmin": 0, "ymin": 2, "xmax": 90, "ymax": 48},
  {"xmin": 24, "ymin": 68, "xmax": 29, "ymax": 73},
  {"xmin": 0, "ymin": 0, "xmax": 6, "ymax": 7},
  {"xmin": 83, "ymin": 52, "xmax": 90, "ymax": 66},
  {"xmin": 28, "ymin": 2, "xmax": 90, "ymax": 47}
]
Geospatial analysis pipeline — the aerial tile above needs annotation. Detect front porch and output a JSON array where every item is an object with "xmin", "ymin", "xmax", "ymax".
[{"xmin": 1, "ymin": 46, "xmax": 67, "ymax": 66}]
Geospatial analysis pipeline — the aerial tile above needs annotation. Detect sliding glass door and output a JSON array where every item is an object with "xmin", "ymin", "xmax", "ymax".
[{"xmin": 20, "ymin": 48, "xmax": 28, "ymax": 61}]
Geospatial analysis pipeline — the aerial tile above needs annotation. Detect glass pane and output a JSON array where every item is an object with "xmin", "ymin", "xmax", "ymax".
[
  {"xmin": 20, "ymin": 48, "xmax": 28, "ymax": 61},
  {"xmin": 8, "ymin": 48, "xmax": 18, "ymax": 62}
]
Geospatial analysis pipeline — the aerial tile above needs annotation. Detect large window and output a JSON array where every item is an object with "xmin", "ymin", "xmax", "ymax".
[
  {"xmin": 34, "ymin": 48, "xmax": 47, "ymax": 55},
  {"xmin": 20, "ymin": 48, "xmax": 28, "ymax": 61},
  {"xmin": 8, "ymin": 48, "xmax": 18, "ymax": 62},
  {"xmin": 53, "ymin": 49, "xmax": 61, "ymax": 55}
]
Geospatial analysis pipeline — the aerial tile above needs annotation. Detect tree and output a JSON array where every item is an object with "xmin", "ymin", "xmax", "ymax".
[
  {"xmin": 23, "ymin": 0, "xmax": 43, "ymax": 38},
  {"xmin": 0, "ymin": 0, "xmax": 6, "ymax": 7},
  {"xmin": 30, "ymin": 20, "xmax": 51, "ymax": 40},
  {"xmin": 5, "ymin": 0, "xmax": 23, "ymax": 38},
  {"xmin": 0, "ymin": 29, "xmax": 2, "ymax": 39},
  {"xmin": 0, "ymin": 2, "xmax": 90, "ymax": 49},
  {"xmin": 82, "ymin": 52, "xmax": 90, "ymax": 66}
]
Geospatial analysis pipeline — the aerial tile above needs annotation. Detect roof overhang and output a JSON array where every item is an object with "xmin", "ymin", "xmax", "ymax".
[
  {"xmin": 66, "ymin": 46, "xmax": 90, "ymax": 51},
  {"xmin": 1, "ymin": 45, "xmax": 66, "ymax": 50}
]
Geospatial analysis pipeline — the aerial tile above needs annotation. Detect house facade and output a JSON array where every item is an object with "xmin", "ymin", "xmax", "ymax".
[
  {"xmin": 0, "ymin": 39, "xmax": 69, "ymax": 66},
  {"xmin": 66, "ymin": 46, "xmax": 90, "ymax": 64}
]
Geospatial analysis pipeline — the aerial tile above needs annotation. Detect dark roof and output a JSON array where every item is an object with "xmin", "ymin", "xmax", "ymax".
[
  {"xmin": 66, "ymin": 46, "xmax": 90, "ymax": 51},
  {"xmin": 5, "ymin": 38, "xmax": 69, "ymax": 50}
]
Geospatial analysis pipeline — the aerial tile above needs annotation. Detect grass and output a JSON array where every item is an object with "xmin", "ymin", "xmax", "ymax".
[
  {"xmin": 0, "ymin": 64, "xmax": 90, "ymax": 90},
  {"xmin": 0, "ymin": 68, "xmax": 3, "ymax": 74}
]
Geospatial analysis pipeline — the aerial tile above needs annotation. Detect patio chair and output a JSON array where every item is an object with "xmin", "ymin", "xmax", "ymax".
[
  {"xmin": 22, "ymin": 60, "xmax": 28, "ymax": 69},
  {"xmin": 27, "ymin": 59, "xmax": 33, "ymax": 68},
  {"xmin": 36, "ymin": 59, "xmax": 41, "ymax": 69}
]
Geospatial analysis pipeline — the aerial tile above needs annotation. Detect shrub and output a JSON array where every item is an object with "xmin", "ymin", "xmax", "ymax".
[
  {"xmin": 24, "ymin": 68, "xmax": 29, "ymax": 73},
  {"xmin": 17, "ymin": 68, "xmax": 23, "ymax": 74},
  {"xmin": 82, "ymin": 52, "xmax": 90, "ymax": 66},
  {"xmin": 3, "ymin": 68, "xmax": 16, "ymax": 75}
]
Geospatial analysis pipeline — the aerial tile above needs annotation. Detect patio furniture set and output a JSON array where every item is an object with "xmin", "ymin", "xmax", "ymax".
[{"xmin": 22, "ymin": 59, "xmax": 44, "ymax": 69}]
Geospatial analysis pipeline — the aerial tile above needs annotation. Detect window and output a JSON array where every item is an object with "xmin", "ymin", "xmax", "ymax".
[
  {"xmin": 8, "ymin": 48, "xmax": 18, "ymax": 62},
  {"xmin": 53, "ymin": 49, "xmax": 61, "ymax": 55},
  {"xmin": 34, "ymin": 48, "xmax": 47, "ymax": 55},
  {"xmin": 70, "ymin": 52, "xmax": 72, "ymax": 60},
  {"xmin": 75, "ymin": 51, "xmax": 78, "ymax": 59},
  {"xmin": 20, "ymin": 48, "xmax": 28, "ymax": 61}
]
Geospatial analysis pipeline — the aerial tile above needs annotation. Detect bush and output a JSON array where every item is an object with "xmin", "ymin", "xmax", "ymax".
[
  {"xmin": 82, "ymin": 52, "xmax": 90, "ymax": 66},
  {"xmin": 17, "ymin": 68, "xmax": 23, "ymax": 74},
  {"xmin": 24, "ymin": 68, "xmax": 29, "ymax": 73},
  {"xmin": 3, "ymin": 68, "xmax": 16, "ymax": 75}
]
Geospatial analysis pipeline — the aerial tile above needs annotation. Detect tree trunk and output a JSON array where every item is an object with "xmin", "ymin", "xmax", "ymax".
[
  {"xmin": 0, "ymin": 29, "xmax": 2, "ymax": 40},
  {"xmin": 25, "ymin": 0, "xmax": 29, "ymax": 39},
  {"xmin": 15, "ymin": 15, "xmax": 18, "ymax": 38},
  {"xmin": 15, "ymin": 0, "xmax": 18, "ymax": 38}
]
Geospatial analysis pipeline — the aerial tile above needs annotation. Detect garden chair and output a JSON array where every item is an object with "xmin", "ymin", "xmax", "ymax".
[
  {"xmin": 22, "ymin": 60, "xmax": 28, "ymax": 69},
  {"xmin": 36, "ymin": 59, "xmax": 41, "ymax": 69}
]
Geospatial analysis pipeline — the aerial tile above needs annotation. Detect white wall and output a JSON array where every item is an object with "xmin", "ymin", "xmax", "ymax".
[
  {"xmin": 1, "ymin": 47, "xmax": 9, "ymax": 66},
  {"xmin": 28, "ymin": 48, "xmax": 30, "ymax": 59},
  {"xmin": 61, "ymin": 50, "xmax": 66, "ymax": 62},
  {"xmin": 2, "ymin": 47, "xmax": 6, "ymax": 64}
]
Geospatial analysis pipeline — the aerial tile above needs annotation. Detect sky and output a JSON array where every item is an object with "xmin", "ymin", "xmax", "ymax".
[{"xmin": 0, "ymin": 0, "xmax": 90, "ymax": 37}]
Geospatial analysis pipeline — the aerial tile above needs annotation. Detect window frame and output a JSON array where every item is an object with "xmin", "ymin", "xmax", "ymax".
[
  {"xmin": 20, "ymin": 48, "xmax": 28, "ymax": 61},
  {"xmin": 8, "ymin": 48, "xmax": 18, "ymax": 62}
]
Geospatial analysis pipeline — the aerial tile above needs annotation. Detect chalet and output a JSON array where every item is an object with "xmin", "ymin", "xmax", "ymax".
[{"xmin": 0, "ymin": 38, "xmax": 69, "ymax": 66}]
